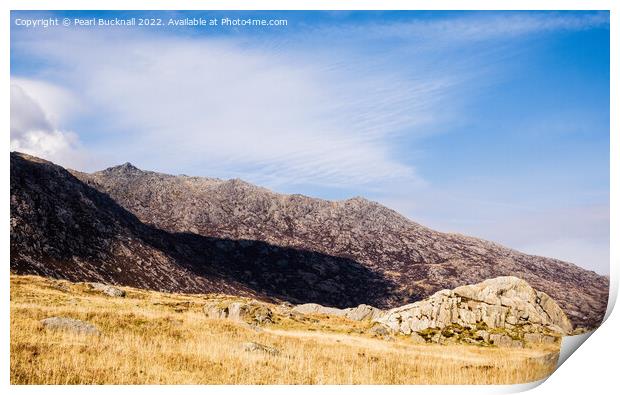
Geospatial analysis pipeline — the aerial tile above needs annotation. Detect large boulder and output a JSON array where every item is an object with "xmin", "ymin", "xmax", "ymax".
[
  {"xmin": 87, "ymin": 282, "xmax": 126, "ymax": 297},
  {"xmin": 40, "ymin": 317, "xmax": 100, "ymax": 335},
  {"xmin": 345, "ymin": 304, "xmax": 385, "ymax": 321},
  {"xmin": 292, "ymin": 303, "xmax": 344, "ymax": 316},
  {"xmin": 292, "ymin": 303, "xmax": 383, "ymax": 321},
  {"xmin": 373, "ymin": 276, "xmax": 572, "ymax": 346}
]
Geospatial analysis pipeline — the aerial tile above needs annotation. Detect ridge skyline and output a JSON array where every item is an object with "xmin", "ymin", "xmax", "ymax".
[{"xmin": 63, "ymin": 152, "xmax": 602, "ymax": 276}]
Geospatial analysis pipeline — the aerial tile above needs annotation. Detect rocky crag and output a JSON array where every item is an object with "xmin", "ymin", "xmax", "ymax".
[
  {"xmin": 10, "ymin": 152, "xmax": 608, "ymax": 329},
  {"xmin": 372, "ymin": 276, "xmax": 572, "ymax": 347}
]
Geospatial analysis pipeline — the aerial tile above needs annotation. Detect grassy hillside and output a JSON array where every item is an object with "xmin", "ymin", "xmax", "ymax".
[{"xmin": 10, "ymin": 275, "xmax": 560, "ymax": 384}]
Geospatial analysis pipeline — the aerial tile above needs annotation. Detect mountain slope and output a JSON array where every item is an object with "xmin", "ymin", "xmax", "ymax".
[
  {"xmin": 10, "ymin": 152, "xmax": 395, "ymax": 308},
  {"xmin": 10, "ymin": 152, "xmax": 608, "ymax": 328},
  {"xmin": 78, "ymin": 160, "xmax": 608, "ymax": 329}
]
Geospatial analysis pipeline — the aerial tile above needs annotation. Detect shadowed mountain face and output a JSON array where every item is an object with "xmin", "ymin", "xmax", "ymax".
[
  {"xmin": 10, "ymin": 152, "xmax": 608, "ymax": 328},
  {"xmin": 10, "ymin": 152, "xmax": 394, "ymax": 308}
]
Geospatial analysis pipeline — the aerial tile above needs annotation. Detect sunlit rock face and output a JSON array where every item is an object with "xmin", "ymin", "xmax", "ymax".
[{"xmin": 373, "ymin": 276, "xmax": 573, "ymax": 346}]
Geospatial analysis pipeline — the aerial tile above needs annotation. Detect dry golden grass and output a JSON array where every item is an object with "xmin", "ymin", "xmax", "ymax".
[{"xmin": 10, "ymin": 275, "xmax": 559, "ymax": 384}]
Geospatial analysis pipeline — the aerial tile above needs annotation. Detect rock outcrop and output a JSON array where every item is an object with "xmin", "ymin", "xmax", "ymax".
[
  {"xmin": 203, "ymin": 300, "xmax": 274, "ymax": 325},
  {"xmin": 373, "ymin": 277, "xmax": 572, "ymax": 346},
  {"xmin": 292, "ymin": 303, "xmax": 383, "ymax": 321},
  {"xmin": 87, "ymin": 283, "xmax": 126, "ymax": 297}
]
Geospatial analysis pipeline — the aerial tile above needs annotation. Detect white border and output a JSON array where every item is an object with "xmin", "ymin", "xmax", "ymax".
[{"xmin": 2, "ymin": 1, "xmax": 617, "ymax": 394}]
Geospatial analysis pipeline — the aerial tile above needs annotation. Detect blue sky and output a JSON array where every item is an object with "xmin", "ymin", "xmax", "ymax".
[{"xmin": 10, "ymin": 11, "xmax": 610, "ymax": 274}]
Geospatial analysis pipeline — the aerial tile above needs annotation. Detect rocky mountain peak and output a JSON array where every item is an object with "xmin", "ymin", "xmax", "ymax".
[
  {"xmin": 341, "ymin": 195, "xmax": 379, "ymax": 207},
  {"xmin": 99, "ymin": 162, "xmax": 143, "ymax": 176},
  {"xmin": 346, "ymin": 196, "xmax": 370, "ymax": 203}
]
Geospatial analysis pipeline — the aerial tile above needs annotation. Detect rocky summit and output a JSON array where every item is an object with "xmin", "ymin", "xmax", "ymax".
[{"xmin": 10, "ymin": 152, "xmax": 609, "ymax": 329}]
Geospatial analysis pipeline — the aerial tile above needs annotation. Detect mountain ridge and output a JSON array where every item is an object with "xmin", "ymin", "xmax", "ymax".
[
  {"xmin": 85, "ymin": 162, "xmax": 597, "ymax": 274},
  {"xmin": 87, "ymin": 162, "xmax": 599, "ymax": 269},
  {"xmin": 11, "ymin": 152, "xmax": 609, "ymax": 329}
]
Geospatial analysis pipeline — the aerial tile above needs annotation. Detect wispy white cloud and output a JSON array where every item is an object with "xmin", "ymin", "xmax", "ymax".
[
  {"xmin": 11, "ymin": 12, "xmax": 607, "ymax": 186},
  {"xmin": 11, "ymin": 30, "xmax": 453, "ymax": 187},
  {"xmin": 10, "ymin": 79, "xmax": 89, "ymax": 168},
  {"xmin": 328, "ymin": 11, "xmax": 609, "ymax": 43}
]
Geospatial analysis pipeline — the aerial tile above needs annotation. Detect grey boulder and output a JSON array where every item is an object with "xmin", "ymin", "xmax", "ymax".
[
  {"xmin": 292, "ymin": 302, "xmax": 383, "ymax": 321},
  {"xmin": 87, "ymin": 282, "xmax": 126, "ymax": 297},
  {"xmin": 40, "ymin": 317, "xmax": 100, "ymax": 335}
]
